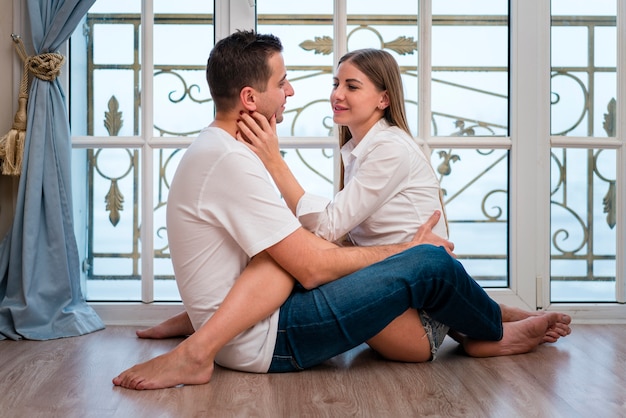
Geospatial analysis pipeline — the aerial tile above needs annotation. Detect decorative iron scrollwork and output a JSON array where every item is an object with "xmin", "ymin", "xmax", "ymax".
[
  {"xmin": 384, "ymin": 36, "xmax": 418, "ymax": 55},
  {"xmin": 104, "ymin": 96, "xmax": 123, "ymax": 136},
  {"xmin": 436, "ymin": 150, "xmax": 460, "ymax": 176},
  {"xmin": 299, "ymin": 29, "xmax": 417, "ymax": 56},
  {"xmin": 105, "ymin": 179, "xmax": 124, "ymax": 227},
  {"xmin": 300, "ymin": 36, "xmax": 333, "ymax": 55},
  {"xmin": 603, "ymin": 98, "xmax": 616, "ymax": 137},
  {"xmin": 603, "ymin": 181, "xmax": 616, "ymax": 229}
]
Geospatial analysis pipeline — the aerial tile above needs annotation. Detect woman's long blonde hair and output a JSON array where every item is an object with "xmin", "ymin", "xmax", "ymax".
[
  {"xmin": 336, "ymin": 49, "xmax": 411, "ymax": 190},
  {"xmin": 335, "ymin": 49, "xmax": 448, "ymax": 236}
]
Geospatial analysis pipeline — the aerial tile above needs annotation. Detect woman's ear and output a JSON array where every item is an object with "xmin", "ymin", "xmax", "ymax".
[
  {"xmin": 240, "ymin": 86, "xmax": 258, "ymax": 112},
  {"xmin": 379, "ymin": 91, "xmax": 390, "ymax": 110}
]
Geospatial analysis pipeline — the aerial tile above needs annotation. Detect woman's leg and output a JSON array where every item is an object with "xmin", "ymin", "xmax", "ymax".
[{"xmin": 366, "ymin": 309, "xmax": 432, "ymax": 363}]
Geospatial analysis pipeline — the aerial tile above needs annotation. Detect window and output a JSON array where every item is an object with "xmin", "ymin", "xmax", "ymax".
[
  {"xmin": 67, "ymin": 0, "xmax": 625, "ymax": 320},
  {"xmin": 71, "ymin": 0, "xmax": 215, "ymax": 301},
  {"xmin": 550, "ymin": 0, "xmax": 619, "ymax": 302}
]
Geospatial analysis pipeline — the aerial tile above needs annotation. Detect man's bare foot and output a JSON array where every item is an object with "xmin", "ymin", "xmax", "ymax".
[
  {"xmin": 136, "ymin": 311, "xmax": 195, "ymax": 339},
  {"xmin": 112, "ymin": 338, "xmax": 214, "ymax": 390},
  {"xmin": 462, "ymin": 312, "xmax": 571, "ymax": 357}
]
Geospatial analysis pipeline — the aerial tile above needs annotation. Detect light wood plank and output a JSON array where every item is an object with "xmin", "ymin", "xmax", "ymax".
[{"xmin": 1, "ymin": 325, "xmax": 625, "ymax": 417}]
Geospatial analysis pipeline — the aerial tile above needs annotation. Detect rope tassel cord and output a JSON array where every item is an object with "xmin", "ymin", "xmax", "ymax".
[{"xmin": 0, "ymin": 34, "xmax": 65, "ymax": 176}]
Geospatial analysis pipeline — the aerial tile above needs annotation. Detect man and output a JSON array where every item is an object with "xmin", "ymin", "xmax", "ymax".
[{"xmin": 113, "ymin": 30, "xmax": 569, "ymax": 390}]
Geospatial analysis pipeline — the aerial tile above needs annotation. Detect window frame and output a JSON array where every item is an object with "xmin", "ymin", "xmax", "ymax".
[{"xmin": 9, "ymin": 0, "xmax": 623, "ymax": 324}]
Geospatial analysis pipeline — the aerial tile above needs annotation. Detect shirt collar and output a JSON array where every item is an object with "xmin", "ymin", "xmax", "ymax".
[{"xmin": 341, "ymin": 119, "xmax": 390, "ymax": 160}]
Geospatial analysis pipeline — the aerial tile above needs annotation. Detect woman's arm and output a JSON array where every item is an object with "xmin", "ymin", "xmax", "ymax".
[
  {"xmin": 302, "ymin": 142, "xmax": 410, "ymax": 240},
  {"xmin": 237, "ymin": 113, "xmax": 411, "ymax": 242},
  {"xmin": 236, "ymin": 112, "xmax": 304, "ymax": 214}
]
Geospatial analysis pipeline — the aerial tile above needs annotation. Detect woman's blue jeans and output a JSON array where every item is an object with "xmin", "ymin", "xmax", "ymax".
[{"xmin": 268, "ymin": 244, "xmax": 503, "ymax": 372}]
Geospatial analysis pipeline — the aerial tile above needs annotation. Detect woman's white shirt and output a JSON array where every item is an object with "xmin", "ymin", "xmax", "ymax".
[{"xmin": 296, "ymin": 119, "xmax": 447, "ymax": 245}]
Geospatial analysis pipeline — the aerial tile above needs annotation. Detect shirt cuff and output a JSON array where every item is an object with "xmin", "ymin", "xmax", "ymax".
[{"xmin": 295, "ymin": 192, "xmax": 332, "ymax": 218}]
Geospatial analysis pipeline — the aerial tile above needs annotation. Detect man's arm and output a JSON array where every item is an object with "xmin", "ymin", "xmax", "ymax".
[{"xmin": 266, "ymin": 210, "xmax": 454, "ymax": 289}]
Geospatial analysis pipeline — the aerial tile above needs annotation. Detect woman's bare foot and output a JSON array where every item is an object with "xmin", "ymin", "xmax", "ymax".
[
  {"xmin": 136, "ymin": 311, "xmax": 195, "ymax": 339},
  {"xmin": 542, "ymin": 319, "xmax": 572, "ymax": 343},
  {"xmin": 112, "ymin": 337, "xmax": 215, "ymax": 390},
  {"xmin": 499, "ymin": 304, "xmax": 540, "ymax": 322},
  {"xmin": 499, "ymin": 304, "xmax": 571, "ymax": 343},
  {"xmin": 462, "ymin": 312, "xmax": 569, "ymax": 357}
]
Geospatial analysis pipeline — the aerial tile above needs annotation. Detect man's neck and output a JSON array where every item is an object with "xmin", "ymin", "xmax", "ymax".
[{"xmin": 210, "ymin": 113, "xmax": 238, "ymax": 138}]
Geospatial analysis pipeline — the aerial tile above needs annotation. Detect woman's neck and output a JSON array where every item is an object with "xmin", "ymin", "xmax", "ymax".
[{"xmin": 348, "ymin": 117, "xmax": 382, "ymax": 145}]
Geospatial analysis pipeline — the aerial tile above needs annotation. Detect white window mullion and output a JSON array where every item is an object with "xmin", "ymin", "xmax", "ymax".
[
  {"xmin": 334, "ymin": 0, "xmax": 347, "ymax": 67},
  {"xmin": 509, "ymin": 0, "xmax": 551, "ymax": 309},
  {"xmin": 535, "ymin": 0, "xmax": 553, "ymax": 311},
  {"xmin": 215, "ymin": 0, "xmax": 255, "ymax": 41},
  {"xmin": 332, "ymin": 0, "xmax": 347, "ymax": 193},
  {"xmin": 141, "ymin": 0, "xmax": 155, "ymax": 303},
  {"xmin": 617, "ymin": 0, "xmax": 626, "ymax": 303},
  {"xmin": 417, "ymin": 0, "xmax": 432, "ymax": 148}
]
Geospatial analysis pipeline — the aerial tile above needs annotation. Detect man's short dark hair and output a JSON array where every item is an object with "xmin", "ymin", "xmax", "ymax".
[{"xmin": 206, "ymin": 30, "xmax": 283, "ymax": 111}]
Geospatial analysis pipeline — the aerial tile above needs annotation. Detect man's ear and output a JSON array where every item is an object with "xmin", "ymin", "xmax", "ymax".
[{"xmin": 240, "ymin": 86, "xmax": 258, "ymax": 112}]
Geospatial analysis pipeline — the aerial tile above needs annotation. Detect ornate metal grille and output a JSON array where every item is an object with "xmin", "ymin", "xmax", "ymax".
[
  {"xmin": 76, "ymin": 12, "xmax": 617, "ymax": 299},
  {"xmin": 550, "ymin": 15, "xmax": 617, "ymax": 286}
]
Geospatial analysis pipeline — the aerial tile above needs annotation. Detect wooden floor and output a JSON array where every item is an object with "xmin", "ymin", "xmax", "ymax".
[{"xmin": 1, "ymin": 324, "xmax": 625, "ymax": 418}]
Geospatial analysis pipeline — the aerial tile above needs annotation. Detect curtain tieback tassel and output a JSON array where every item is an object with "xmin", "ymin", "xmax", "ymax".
[{"xmin": 0, "ymin": 34, "xmax": 65, "ymax": 176}]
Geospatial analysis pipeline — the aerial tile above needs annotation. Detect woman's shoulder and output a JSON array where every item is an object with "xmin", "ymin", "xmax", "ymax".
[
  {"xmin": 372, "ymin": 124, "xmax": 417, "ymax": 152},
  {"xmin": 366, "ymin": 133, "xmax": 412, "ymax": 166}
]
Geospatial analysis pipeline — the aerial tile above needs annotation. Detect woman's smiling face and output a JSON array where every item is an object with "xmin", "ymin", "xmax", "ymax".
[{"xmin": 330, "ymin": 60, "xmax": 388, "ymax": 142}]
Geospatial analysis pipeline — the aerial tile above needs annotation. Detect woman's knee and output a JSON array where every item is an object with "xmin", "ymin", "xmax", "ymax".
[{"xmin": 366, "ymin": 310, "xmax": 432, "ymax": 363}]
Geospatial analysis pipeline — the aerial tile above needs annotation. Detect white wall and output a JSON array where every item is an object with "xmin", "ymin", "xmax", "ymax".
[{"xmin": 0, "ymin": 0, "xmax": 18, "ymax": 239}]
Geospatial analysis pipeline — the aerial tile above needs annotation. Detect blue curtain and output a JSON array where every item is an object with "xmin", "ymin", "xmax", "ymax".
[{"xmin": 0, "ymin": 0, "xmax": 104, "ymax": 340}]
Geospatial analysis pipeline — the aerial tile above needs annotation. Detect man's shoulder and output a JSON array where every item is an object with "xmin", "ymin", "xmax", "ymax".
[
  {"xmin": 193, "ymin": 126, "xmax": 230, "ymax": 150},
  {"xmin": 187, "ymin": 128, "xmax": 256, "ymax": 164}
]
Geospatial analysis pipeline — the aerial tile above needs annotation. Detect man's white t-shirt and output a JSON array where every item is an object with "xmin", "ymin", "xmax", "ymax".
[{"xmin": 166, "ymin": 126, "xmax": 301, "ymax": 373}]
